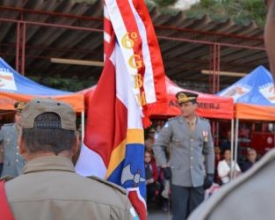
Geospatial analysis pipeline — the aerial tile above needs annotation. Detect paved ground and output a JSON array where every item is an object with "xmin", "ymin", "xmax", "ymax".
[{"xmin": 147, "ymin": 201, "xmax": 172, "ymax": 220}]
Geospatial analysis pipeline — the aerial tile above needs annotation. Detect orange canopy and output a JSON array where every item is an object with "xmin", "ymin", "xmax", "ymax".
[
  {"xmin": 235, "ymin": 103, "xmax": 275, "ymax": 121},
  {"xmin": 0, "ymin": 92, "xmax": 84, "ymax": 113}
]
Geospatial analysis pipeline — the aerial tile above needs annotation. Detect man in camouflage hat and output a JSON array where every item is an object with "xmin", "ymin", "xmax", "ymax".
[
  {"xmin": 153, "ymin": 91, "xmax": 214, "ymax": 220},
  {"xmin": 188, "ymin": 1, "xmax": 275, "ymax": 219},
  {"xmin": 0, "ymin": 101, "xmax": 26, "ymax": 178},
  {"xmin": 0, "ymin": 98, "xmax": 138, "ymax": 220}
]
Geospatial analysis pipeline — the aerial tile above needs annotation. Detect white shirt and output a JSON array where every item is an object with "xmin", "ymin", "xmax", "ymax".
[{"xmin": 217, "ymin": 159, "xmax": 241, "ymax": 184}]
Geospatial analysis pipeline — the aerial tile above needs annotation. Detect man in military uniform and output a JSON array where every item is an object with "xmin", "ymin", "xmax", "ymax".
[
  {"xmin": 0, "ymin": 101, "xmax": 26, "ymax": 178},
  {"xmin": 187, "ymin": 1, "xmax": 275, "ymax": 220},
  {"xmin": 0, "ymin": 98, "xmax": 138, "ymax": 220},
  {"xmin": 153, "ymin": 91, "xmax": 214, "ymax": 220}
]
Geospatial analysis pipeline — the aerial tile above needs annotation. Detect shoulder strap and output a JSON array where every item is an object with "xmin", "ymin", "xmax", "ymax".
[
  {"xmin": 0, "ymin": 181, "xmax": 14, "ymax": 220},
  {"xmin": 87, "ymin": 176, "xmax": 127, "ymax": 195}
]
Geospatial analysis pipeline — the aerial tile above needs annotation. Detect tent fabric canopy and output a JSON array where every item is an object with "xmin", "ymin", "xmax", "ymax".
[
  {"xmin": 77, "ymin": 78, "xmax": 234, "ymax": 120},
  {"xmin": 0, "ymin": 58, "xmax": 84, "ymax": 112},
  {"xmin": 218, "ymin": 66, "xmax": 275, "ymax": 121},
  {"xmin": 156, "ymin": 77, "xmax": 234, "ymax": 119}
]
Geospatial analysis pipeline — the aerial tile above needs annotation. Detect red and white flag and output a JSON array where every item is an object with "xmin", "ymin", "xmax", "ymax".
[{"xmin": 75, "ymin": 1, "xmax": 167, "ymax": 219}]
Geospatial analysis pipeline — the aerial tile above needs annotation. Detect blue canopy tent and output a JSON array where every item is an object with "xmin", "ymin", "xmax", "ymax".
[
  {"xmin": 218, "ymin": 65, "xmax": 275, "ymax": 120},
  {"xmin": 218, "ymin": 66, "xmax": 275, "ymax": 164},
  {"xmin": 0, "ymin": 57, "xmax": 84, "ymax": 112}
]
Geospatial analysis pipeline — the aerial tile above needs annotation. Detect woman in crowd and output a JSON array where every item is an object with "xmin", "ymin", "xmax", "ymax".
[
  {"xmin": 217, "ymin": 149, "xmax": 241, "ymax": 185},
  {"xmin": 144, "ymin": 150, "xmax": 160, "ymax": 203}
]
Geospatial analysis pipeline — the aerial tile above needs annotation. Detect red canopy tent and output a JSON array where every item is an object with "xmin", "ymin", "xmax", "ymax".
[
  {"xmin": 78, "ymin": 78, "xmax": 234, "ymax": 120},
  {"xmin": 161, "ymin": 77, "xmax": 234, "ymax": 119}
]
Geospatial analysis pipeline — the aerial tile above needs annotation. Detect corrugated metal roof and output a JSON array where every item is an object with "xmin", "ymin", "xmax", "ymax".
[{"xmin": 0, "ymin": 0, "xmax": 267, "ymax": 92}]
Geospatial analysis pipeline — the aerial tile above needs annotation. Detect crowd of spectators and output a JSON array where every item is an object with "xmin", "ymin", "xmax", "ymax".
[
  {"xmin": 144, "ymin": 124, "xmax": 169, "ymax": 213},
  {"xmin": 144, "ymin": 124, "xmax": 262, "ymax": 215}
]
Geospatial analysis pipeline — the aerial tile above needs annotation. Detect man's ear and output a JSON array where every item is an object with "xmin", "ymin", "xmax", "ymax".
[{"xmin": 72, "ymin": 135, "xmax": 80, "ymax": 156}]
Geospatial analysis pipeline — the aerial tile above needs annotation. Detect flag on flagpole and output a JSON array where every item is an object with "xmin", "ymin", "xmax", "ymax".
[{"xmin": 75, "ymin": 0, "xmax": 167, "ymax": 219}]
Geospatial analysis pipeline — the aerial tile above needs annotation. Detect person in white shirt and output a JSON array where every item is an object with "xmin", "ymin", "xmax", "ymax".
[{"xmin": 217, "ymin": 149, "xmax": 241, "ymax": 184}]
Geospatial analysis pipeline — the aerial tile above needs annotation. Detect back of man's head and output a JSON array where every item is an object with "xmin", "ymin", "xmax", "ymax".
[{"xmin": 21, "ymin": 98, "xmax": 77, "ymax": 156}]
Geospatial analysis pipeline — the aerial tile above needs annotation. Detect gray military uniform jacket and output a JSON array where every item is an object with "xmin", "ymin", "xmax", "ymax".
[
  {"xmin": 153, "ymin": 116, "xmax": 214, "ymax": 187},
  {"xmin": 188, "ymin": 148, "xmax": 275, "ymax": 220},
  {"xmin": 0, "ymin": 123, "xmax": 25, "ymax": 178}
]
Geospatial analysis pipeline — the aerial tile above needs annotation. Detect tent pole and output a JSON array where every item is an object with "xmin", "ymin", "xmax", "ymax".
[
  {"xmin": 81, "ymin": 111, "xmax": 85, "ymax": 143},
  {"xmin": 232, "ymin": 118, "xmax": 239, "ymax": 181},
  {"xmin": 230, "ymin": 119, "xmax": 234, "ymax": 180},
  {"xmin": 235, "ymin": 119, "xmax": 239, "ymax": 162},
  {"xmin": 230, "ymin": 119, "xmax": 234, "ymax": 155}
]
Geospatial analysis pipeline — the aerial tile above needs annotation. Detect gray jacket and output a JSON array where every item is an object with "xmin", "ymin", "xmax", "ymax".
[
  {"xmin": 0, "ymin": 123, "xmax": 25, "ymax": 178},
  {"xmin": 153, "ymin": 116, "xmax": 214, "ymax": 187}
]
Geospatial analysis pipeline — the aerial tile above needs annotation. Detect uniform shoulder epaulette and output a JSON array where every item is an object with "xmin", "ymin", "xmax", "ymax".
[
  {"xmin": 2, "ymin": 123, "xmax": 13, "ymax": 127},
  {"xmin": 87, "ymin": 176, "xmax": 127, "ymax": 195},
  {"xmin": 201, "ymin": 117, "xmax": 210, "ymax": 122},
  {"xmin": 0, "ymin": 175, "xmax": 14, "ymax": 182},
  {"xmin": 168, "ymin": 116, "xmax": 180, "ymax": 121}
]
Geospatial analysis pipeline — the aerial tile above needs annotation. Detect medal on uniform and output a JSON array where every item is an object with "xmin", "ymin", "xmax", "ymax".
[{"xmin": 203, "ymin": 131, "xmax": 208, "ymax": 142}]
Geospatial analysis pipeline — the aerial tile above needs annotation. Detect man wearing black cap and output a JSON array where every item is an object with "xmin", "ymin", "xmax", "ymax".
[
  {"xmin": 153, "ymin": 91, "xmax": 214, "ymax": 220},
  {"xmin": 0, "ymin": 101, "xmax": 26, "ymax": 178},
  {"xmin": 0, "ymin": 98, "xmax": 137, "ymax": 220}
]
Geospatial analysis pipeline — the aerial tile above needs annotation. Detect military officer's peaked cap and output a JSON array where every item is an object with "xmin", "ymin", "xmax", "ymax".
[
  {"xmin": 14, "ymin": 101, "xmax": 26, "ymax": 112},
  {"xmin": 176, "ymin": 91, "xmax": 198, "ymax": 104}
]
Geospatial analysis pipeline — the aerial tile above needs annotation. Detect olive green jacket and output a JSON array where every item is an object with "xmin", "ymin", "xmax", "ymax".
[{"xmin": 5, "ymin": 156, "xmax": 137, "ymax": 220}]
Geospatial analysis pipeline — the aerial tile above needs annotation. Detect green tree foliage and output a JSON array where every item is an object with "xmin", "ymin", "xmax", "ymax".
[
  {"xmin": 189, "ymin": 0, "xmax": 266, "ymax": 27},
  {"xmin": 153, "ymin": 0, "xmax": 178, "ymax": 7},
  {"xmin": 151, "ymin": 0, "xmax": 267, "ymax": 27}
]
